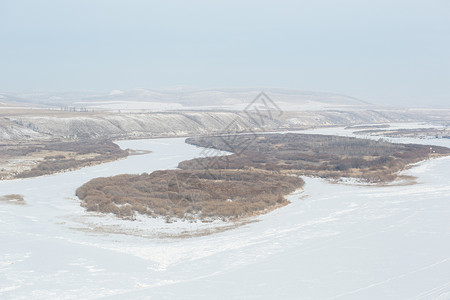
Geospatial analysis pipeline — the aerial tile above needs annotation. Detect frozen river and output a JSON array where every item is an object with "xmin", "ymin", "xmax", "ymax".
[{"xmin": 1, "ymin": 126, "xmax": 450, "ymax": 299}]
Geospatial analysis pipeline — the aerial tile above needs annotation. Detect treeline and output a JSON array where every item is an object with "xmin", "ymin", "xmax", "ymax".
[
  {"xmin": 355, "ymin": 128, "xmax": 450, "ymax": 139},
  {"xmin": 76, "ymin": 169, "xmax": 304, "ymax": 220},
  {"xmin": 16, "ymin": 140, "xmax": 128, "ymax": 178}
]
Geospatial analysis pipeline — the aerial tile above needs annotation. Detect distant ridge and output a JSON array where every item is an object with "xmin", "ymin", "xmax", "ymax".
[{"xmin": 0, "ymin": 88, "xmax": 370, "ymax": 111}]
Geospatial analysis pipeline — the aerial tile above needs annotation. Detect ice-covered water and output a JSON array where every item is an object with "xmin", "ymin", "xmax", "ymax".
[{"xmin": 1, "ymin": 127, "xmax": 450, "ymax": 299}]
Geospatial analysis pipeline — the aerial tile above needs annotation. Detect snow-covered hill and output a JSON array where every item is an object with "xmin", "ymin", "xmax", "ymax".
[
  {"xmin": 3, "ymin": 88, "xmax": 370, "ymax": 111},
  {"xmin": 0, "ymin": 109, "xmax": 425, "ymax": 141}
]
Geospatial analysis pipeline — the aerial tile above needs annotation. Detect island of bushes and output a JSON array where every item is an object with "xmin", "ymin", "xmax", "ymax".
[{"xmin": 76, "ymin": 133, "xmax": 450, "ymax": 221}]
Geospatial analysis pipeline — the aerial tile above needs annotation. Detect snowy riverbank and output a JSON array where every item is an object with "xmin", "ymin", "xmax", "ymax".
[{"xmin": 1, "ymin": 126, "xmax": 450, "ymax": 299}]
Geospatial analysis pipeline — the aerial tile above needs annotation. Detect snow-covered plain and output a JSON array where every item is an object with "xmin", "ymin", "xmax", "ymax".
[{"xmin": 1, "ymin": 127, "xmax": 450, "ymax": 299}]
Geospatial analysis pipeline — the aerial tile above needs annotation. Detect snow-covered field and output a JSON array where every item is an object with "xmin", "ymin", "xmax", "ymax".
[{"xmin": 1, "ymin": 126, "xmax": 450, "ymax": 299}]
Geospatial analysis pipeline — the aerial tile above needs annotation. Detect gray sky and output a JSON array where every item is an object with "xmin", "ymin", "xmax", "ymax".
[{"xmin": 1, "ymin": 0, "xmax": 449, "ymax": 107}]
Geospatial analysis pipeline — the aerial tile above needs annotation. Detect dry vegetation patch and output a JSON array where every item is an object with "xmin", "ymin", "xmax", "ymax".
[
  {"xmin": 0, "ymin": 139, "xmax": 128, "ymax": 179},
  {"xmin": 184, "ymin": 133, "xmax": 450, "ymax": 182},
  {"xmin": 0, "ymin": 194, "xmax": 25, "ymax": 205},
  {"xmin": 76, "ymin": 169, "xmax": 303, "ymax": 221}
]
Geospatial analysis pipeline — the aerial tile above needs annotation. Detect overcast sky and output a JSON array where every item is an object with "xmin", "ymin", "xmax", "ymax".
[{"xmin": 1, "ymin": 0, "xmax": 449, "ymax": 107}]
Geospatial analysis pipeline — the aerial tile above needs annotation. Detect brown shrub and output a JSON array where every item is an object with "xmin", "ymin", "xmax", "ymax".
[{"xmin": 76, "ymin": 169, "xmax": 303, "ymax": 220}]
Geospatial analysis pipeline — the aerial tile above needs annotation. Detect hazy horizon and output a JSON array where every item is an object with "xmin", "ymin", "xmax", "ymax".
[{"xmin": 1, "ymin": 0, "xmax": 449, "ymax": 107}]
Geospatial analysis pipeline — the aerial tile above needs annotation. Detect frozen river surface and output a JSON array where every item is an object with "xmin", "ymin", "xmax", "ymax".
[{"xmin": 1, "ymin": 128, "xmax": 450, "ymax": 299}]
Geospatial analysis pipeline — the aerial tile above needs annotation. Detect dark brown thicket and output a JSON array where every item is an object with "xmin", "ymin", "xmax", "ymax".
[{"xmin": 183, "ymin": 133, "xmax": 450, "ymax": 182}]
